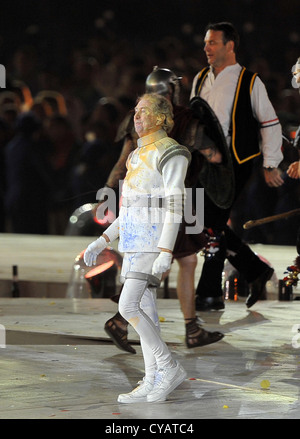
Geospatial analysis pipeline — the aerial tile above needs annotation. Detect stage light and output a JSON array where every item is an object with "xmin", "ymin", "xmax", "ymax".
[{"xmin": 66, "ymin": 248, "xmax": 122, "ymax": 299}]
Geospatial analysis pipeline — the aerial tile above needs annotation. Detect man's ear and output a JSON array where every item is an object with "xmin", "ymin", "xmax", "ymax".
[
  {"xmin": 227, "ymin": 40, "xmax": 234, "ymax": 53},
  {"xmin": 156, "ymin": 115, "xmax": 164, "ymax": 125}
]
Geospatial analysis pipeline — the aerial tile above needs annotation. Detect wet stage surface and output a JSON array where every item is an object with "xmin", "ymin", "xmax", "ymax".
[
  {"xmin": 0, "ymin": 235, "xmax": 300, "ymax": 423},
  {"xmin": 0, "ymin": 297, "xmax": 300, "ymax": 421}
]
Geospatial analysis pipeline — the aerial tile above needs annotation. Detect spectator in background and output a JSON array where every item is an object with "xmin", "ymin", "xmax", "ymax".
[
  {"xmin": 0, "ymin": 91, "xmax": 22, "ymax": 131},
  {"xmin": 11, "ymin": 45, "xmax": 40, "ymax": 96},
  {"xmin": 89, "ymin": 97, "xmax": 124, "ymax": 144},
  {"xmin": 70, "ymin": 53, "xmax": 103, "ymax": 112},
  {"xmin": 4, "ymin": 112, "xmax": 54, "ymax": 234},
  {"xmin": 44, "ymin": 115, "xmax": 81, "ymax": 234},
  {"xmin": 71, "ymin": 120, "xmax": 119, "ymax": 209}
]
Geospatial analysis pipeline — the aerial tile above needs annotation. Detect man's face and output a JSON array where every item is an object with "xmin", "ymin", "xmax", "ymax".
[
  {"xmin": 293, "ymin": 62, "xmax": 300, "ymax": 85},
  {"xmin": 204, "ymin": 30, "xmax": 230, "ymax": 68},
  {"xmin": 134, "ymin": 98, "xmax": 160, "ymax": 137}
]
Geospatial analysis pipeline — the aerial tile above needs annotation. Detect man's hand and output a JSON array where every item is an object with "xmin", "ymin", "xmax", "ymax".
[
  {"xmin": 84, "ymin": 236, "xmax": 108, "ymax": 266},
  {"xmin": 263, "ymin": 168, "xmax": 284, "ymax": 187},
  {"xmin": 200, "ymin": 147, "xmax": 222, "ymax": 163},
  {"xmin": 287, "ymin": 161, "xmax": 300, "ymax": 179},
  {"xmin": 152, "ymin": 251, "xmax": 173, "ymax": 277}
]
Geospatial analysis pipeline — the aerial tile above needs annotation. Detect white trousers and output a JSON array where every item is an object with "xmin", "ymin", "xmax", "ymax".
[{"xmin": 119, "ymin": 252, "xmax": 174, "ymax": 381}]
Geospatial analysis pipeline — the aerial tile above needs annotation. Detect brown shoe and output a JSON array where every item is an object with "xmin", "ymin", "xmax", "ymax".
[
  {"xmin": 104, "ymin": 313, "xmax": 136, "ymax": 354},
  {"xmin": 185, "ymin": 317, "xmax": 224, "ymax": 348}
]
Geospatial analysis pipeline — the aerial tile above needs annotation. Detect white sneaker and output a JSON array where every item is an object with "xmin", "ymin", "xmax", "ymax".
[
  {"xmin": 117, "ymin": 378, "xmax": 154, "ymax": 403},
  {"xmin": 147, "ymin": 361, "xmax": 187, "ymax": 402}
]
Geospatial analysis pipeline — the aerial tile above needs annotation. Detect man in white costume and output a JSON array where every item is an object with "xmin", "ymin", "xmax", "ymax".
[
  {"xmin": 101, "ymin": 67, "xmax": 226, "ymax": 354},
  {"xmin": 84, "ymin": 93, "xmax": 190, "ymax": 403}
]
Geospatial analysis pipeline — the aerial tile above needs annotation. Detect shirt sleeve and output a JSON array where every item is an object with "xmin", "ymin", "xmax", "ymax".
[
  {"xmin": 103, "ymin": 216, "xmax": 119, "ymax": 242},
  {"xmin": 251, "ymin": 77, "xmax": 283, "ymax": 168},
  {"xmin": 157, "ymin": 155, "xmax": 189, "ymax": 251}
]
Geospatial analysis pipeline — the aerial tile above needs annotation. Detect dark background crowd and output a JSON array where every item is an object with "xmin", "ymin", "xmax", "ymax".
[{"xmin": 0, "ymin": 0, "xmax": 300, "ymax": 244}]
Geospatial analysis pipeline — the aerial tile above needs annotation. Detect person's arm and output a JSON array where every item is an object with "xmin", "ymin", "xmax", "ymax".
[
  {"xmin": 157, "ymin": 155, "xmax": 189, "ymax": 251},
  {"xmin": 152, "ymin": 154, "xmax": 189, "ymax": 277},
  {"xmin": 93, "ymin": 135, "xmax": 136, "ymax": 217},
  {"xmin": 105, "ymin": 136, "xmax": 136, "ymax": 190},
  {"xmin": 84, "ymin": 217, "xmax": 120, "ymax": 266},
  {"xmin": 199, "ymin": 147, "xmax": 222, "ymax": 163},
  {"xmin": 193, "ymin": 123, "xmax": 223, "ymax": 163},
  {"xmin": 251, "ymin": 77, "xmax": 284, "ymax": 187},
  {"xmin": 287, "ymin": 161, "xmax": 300, "ymax": 179}
]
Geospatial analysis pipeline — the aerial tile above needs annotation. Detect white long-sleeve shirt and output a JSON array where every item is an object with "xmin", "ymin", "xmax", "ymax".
[{"xmin": 190, "ymin": 63, "xmax": 283, "ymax": 168}]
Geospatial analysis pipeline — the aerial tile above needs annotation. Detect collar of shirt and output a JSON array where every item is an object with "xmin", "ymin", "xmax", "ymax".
[
  {"xmin": 201, "ymin": 63, "xmax": 242, "ymax": 137},
  {"xmin": 207, "ymin": 63, "xmax": 241, "ymax": 82},
  {"xmin": 137, "ymin": 129, "xmax": 167, "ymax": 148}
]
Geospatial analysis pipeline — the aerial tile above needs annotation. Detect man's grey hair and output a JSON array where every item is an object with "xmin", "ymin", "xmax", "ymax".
[{"xmin": 136, "ymin": 93, "xmax": 174, "ymax": 133}]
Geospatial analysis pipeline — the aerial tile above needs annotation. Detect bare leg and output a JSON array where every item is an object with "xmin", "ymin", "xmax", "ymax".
[
  {"xmin": 104, "ymin": 311, "xmax": 136, "ymax": 354},
  {"xmin": 176, "ymin": 254, "xmax": 224, "ymax": 348},
  {"xmin": 176, "ymin": 254, "xmax": 198, "ymax": 320}
]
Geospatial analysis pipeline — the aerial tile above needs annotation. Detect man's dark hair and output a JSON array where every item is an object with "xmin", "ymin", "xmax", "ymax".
[{"xmin": 205, "ymin": 22, "xmax": 240, "ymax": 53}]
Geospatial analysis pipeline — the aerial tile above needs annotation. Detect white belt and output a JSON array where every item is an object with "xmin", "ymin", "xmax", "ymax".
[{"xmin": 122, "ymin": 197, "xmax": 164, "ymax": 208}]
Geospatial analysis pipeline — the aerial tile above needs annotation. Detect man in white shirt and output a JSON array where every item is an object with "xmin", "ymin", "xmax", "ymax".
[{"xmin": 190, "ymin": 22, "xmax": 284, "ymax": 310}]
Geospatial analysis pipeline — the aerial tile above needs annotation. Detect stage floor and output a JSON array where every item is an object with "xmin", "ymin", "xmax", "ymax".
[
  {"xmin": 0, "ymin": 235, "xmax": 300, "ymax": 421},
  {"xmin": 0, "ymin": 297, "xmax": 300, "ymax": 420}
]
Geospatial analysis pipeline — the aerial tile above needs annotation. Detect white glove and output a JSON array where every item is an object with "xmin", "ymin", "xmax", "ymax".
[
  {"xmin": 84, "ymin": 236, "xmax": 108, "ymax": 266},
  {"xmin": 152, "ymin": 252, "xmax": 173, "ymax": 276}
]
